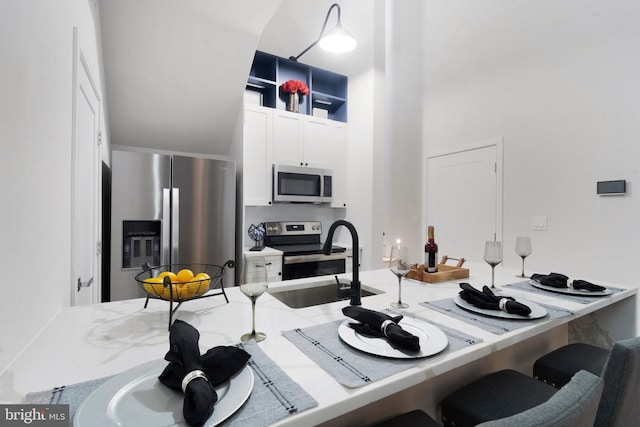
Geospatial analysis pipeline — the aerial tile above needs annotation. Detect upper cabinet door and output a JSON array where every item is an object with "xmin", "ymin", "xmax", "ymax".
[
  {"xmin": 244, "ymin": 105, "xmax": 273, "ymax": 206},
  {"xmin": 329, "ymin": 122, "xmax": 348, "ymax": 208},
  {"xmin": 303, "ymin": 117, "xmax": 333, "ymax": 169},
  {"xmin": 272, "ymin": 110, "xmax": 304, "ymax": 167}
]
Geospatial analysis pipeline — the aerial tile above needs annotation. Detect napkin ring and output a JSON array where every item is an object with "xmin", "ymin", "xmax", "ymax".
[
  {"xmin": 381, "ymin": 320, "xmax": 394, "ymax": 337},
  {"xmin": 498, "ymin": 298, "xmax": 509, "ymax": 312},
  {"xmin": 181, "ymin": 370, "xmax": 208, "ymax": 392}
]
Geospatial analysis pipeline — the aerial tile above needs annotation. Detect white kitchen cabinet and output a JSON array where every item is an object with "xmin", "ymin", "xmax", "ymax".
[
  {"xmin": 243, "ymin": 104, "xmax": 272, "ymax": 206},
  {"xmin": 304, "ymin": 116, "xmax": 348, "ymax": 207},
  {"xmin": 272, "ymin": 112, "xmax": 342, "ymax": 171},
  {"xmin": 301, "ymin": 116, "xmax": 333, "ymax": 169},
  {"xmin": 328, "ymin": 121, "xmax": 347, "ymax": 208},
  {"xmin": 243, "ymin": 249, "xmax": 283, "ymax": 283},
  {"xmin": 344, "ymin": 247, "xmax": 362, "ymax": 273},
  {"xmin": 272, "ymin": 110, "xmax": 305, "ymax": 167},
  {"xmin": 264, "ymin": 255, "xmax": 283, "ymax": 282},
  {"xmin": 246, "ymin": 107, "xmax": 348, "ymax": 207}
]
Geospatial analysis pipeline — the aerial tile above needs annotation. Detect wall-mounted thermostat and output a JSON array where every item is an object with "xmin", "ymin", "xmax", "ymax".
[{"xmin": 597, "ymin": 180, "xmax": 626, "ymax": 195}]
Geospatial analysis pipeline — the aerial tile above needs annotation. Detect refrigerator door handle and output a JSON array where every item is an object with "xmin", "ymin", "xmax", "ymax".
[
  {"xmin": 162, "ymin": 188, "xmax": 171, "ymax": 265},
  {"xmin": 171, "ymin": 188, "xmax": 180, "ymax": 263}
]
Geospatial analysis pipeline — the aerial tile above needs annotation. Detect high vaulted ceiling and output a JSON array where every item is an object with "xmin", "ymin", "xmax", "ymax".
[
  {"xmin": 100, "ymin": 0, "xmax": 373, "ymax": 155},
  {"xmin": 100, "ymin": 1, "xmax": 637, "ymax": 157},
  {"xmin": 99, "ymin": 0, "xmax": 282, "ymax": 155},
  {"xmin": 99, "ymin": 0, "xmax": 372, "ymax": 157}
]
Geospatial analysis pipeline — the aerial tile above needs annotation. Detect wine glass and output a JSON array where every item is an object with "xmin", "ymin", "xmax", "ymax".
[
  {"xmin": 240, "ymin": 256, "xmax": 268, "ymax": 342},
  {"xmin": 515, "ymin": 236, "xmax": 532, "ymax": 278},
  {"xmin": 389, "ymin": 243, "xmax": 410, "ymax": 308},
  {"xmin": 483, "ymin": 241, "xmax": 503, "ymax": 289}
]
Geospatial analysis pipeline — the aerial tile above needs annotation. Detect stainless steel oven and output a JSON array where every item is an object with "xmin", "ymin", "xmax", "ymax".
[{"xmin": 264, "ymin": 221, "xmax": 346, "ymax": 280}]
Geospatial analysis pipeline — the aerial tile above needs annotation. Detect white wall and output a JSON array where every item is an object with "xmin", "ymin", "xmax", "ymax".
[
  {"xmin": 422, "ymin": 3, "xmax": 640, "ymax": 330},
  {"xmin": 382, "ymin": 0, "xmax": 425, "ymax": 260},
  {"xmin": 0, "ymin": 0, "xmax": 109, "ymax": 373}
]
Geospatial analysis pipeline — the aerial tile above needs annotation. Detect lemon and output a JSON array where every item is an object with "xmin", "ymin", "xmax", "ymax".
[
  {"xmin": 177, "ymin": 269, "xmax": 195, "ymax": 284},
  {"xmin": 142, "ymin": 277, "xmax": 164, "ymax": 297},
  {"xmin": 177, "ymin": 283, "xmax": 197, "ymax": 299},
  {"xmin": 157, "ymin": 271, "xmax": 179, "ymax": 284},
  {"xmin": 194, "ymin": 272, "xmax": 211, "ymax": 295},
  {"xmin": 162, "ymin": 283, "xmax": 178, "ymax": 300}
]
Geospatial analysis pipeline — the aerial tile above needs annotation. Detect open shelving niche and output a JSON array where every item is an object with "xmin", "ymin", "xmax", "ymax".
[{"xmin": 246, "ymin": 50, "xmax": 348, "ymax": 123}]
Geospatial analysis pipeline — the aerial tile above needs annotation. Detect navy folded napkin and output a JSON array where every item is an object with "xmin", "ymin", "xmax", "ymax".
[
  {"xmin": 531, "ymin": 272, "xmax": 606, "ymax": 292},
  {"xmin": 342, "ymin": 306, "xmax": 420, "ymax": 352},
  {"xmin": 158, "ymin": 320, "xmax": 251, "ymax": 426},
  {"xmin": 459, "ymin": 283, "xmax": 532, "ymax": 316}
]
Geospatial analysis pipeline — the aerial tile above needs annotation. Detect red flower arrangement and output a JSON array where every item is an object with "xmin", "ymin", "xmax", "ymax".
[{"xmin": 280, "ymin": 79, "xmax": 309, "ymax": 96}]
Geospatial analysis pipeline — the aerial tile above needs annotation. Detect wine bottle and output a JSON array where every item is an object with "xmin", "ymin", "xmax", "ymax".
[{"xmin": 424, "ymin": 226, "xmax": 438, "ymax": 273}]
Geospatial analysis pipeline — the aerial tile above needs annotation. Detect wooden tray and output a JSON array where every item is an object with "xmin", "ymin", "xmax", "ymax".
[{"xmin": 406, "ymin": 256, "xmax": 469, "ymax": 284}]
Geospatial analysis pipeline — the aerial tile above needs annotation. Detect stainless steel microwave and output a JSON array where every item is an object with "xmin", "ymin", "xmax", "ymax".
[{"xmin": 272, "ymin": 164, "xmax": 332, "ymax": 203}]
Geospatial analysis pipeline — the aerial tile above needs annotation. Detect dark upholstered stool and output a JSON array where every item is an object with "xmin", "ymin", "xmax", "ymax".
[
  {"xmin": 533, "ymin": 336, "xmax": 640, "ymax": 427},
  {"xmin": 370, "ymin": 410, "xmax": 440, "ymax": 427},
  {"xmin": 441, "ymin": 370, "xmax": 603, "ymax": 427},
  {"xmin": 533, "ymin": 342, "xmax": 609, "ymax": 388},
  {"xmin": 441, "ymin": 370, "xmax": 557, "ymax": 427}
]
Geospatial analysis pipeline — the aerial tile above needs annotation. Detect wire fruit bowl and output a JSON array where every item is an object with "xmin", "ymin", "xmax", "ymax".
[
  {"xmin": 135, "ymin": 262, "xmax": 230, "ymax": 302},
  {"xmin": 136, "ymin": 261, "xmax": 234, "ymax": 330}
]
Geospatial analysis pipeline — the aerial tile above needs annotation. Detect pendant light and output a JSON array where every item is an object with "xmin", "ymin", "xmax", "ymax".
[{"xmin": 289, "ymin": 3, "xmax": 357, "ymax": 62}]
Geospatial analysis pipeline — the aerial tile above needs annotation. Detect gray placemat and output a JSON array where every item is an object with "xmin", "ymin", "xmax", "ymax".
[
  {"xmin": 24, "ymin": 376, "xmax": 113, "ymax": 424},
  {"xmin": 24, "ymin": 342, "xmax": 317, "ymax": 427},
  {"xmin": 420, "ymin": 298, "xmax": 575, "ymax": 334},
  {"xmin": 503, "ymin": 280, "xmax": 626, "ymax": 304},
  {"xmin": 223, "ymin": 341, "xmax": 317, "ymax": 426},
  {"xmin": 282, "ymin": 317, "xmax": 480, "ymax": 388}
]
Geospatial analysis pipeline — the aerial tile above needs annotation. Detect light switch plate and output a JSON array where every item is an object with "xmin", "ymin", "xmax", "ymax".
[{"xmin": 531, "ymin": 216, "xmax": 548, "ymax": 231}]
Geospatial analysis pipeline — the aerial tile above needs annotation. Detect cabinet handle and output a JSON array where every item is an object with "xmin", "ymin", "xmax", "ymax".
[{"xmin": 265, "ymin": 262, "xmax": 272, "ymax": 266}]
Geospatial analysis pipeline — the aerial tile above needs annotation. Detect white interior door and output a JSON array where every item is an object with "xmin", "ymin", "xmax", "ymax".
[
  {"xmin": 425, "ymin": 139, "xmax": 503, "ymax": 265},
  {"xmin": 72, "ymin": 28, "xmax": 101, "ymax": 305}
]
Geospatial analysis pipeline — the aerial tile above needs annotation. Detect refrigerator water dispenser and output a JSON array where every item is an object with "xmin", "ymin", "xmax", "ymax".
[{"xmin": 122, "ymin": 220, "xmax": 161, "ymax": 269}]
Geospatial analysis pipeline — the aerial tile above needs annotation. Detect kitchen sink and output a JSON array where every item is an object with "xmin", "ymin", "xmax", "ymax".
[{"xmin": 268, "ymin": 279, "xmax": 383, "ymax": 309}]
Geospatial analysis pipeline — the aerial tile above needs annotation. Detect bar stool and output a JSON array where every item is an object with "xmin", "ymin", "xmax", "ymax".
[
  {"xmin": 440, "ymin": 370, "xmax": 603, "ymax": 427},
  {"xmin": 533, "ymin": 342, "xmax": 608, "ymax": 387},
  {"xmin": 532, "ymin": 336, "xmax": 640, "ymax": 426}
]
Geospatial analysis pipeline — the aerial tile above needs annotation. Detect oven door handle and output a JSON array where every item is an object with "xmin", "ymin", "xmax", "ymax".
[{"xmin": 284, "ymin": 253, "xmax": 347, "ymax": 264}]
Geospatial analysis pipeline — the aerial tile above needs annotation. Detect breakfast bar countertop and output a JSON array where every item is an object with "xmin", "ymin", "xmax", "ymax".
[{"xmin": 0, "ymin": 263, "xmax": 636, "ymax": 426}]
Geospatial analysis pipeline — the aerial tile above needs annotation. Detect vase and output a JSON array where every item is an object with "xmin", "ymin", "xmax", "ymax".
[{"xmin": 286, "ymin": 92, "xmax": 299, "ymax": 113}]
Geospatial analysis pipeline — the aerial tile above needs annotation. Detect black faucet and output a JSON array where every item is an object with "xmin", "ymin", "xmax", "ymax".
[{"xmin": 323, "ymin": 220, "xmax": 361, "ymax": 306}]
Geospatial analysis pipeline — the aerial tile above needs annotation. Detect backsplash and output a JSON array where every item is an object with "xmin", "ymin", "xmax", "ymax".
[{"xmin": 244, "ymin": 205, "xmax": 347, "ymax": 247}]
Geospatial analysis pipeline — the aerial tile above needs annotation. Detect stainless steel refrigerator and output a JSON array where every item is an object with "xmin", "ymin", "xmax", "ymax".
[{"xmin": 109, "ymin": 150, "xmax": 236, "ymax": 301}]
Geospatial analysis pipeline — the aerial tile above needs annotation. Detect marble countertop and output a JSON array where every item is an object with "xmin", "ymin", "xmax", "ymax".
[{"xmin": 0, "ymin": 263, "xmax": 636, "ymax": 426}]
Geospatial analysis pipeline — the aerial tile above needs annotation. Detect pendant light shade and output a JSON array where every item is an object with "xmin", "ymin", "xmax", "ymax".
[
  {"xmin": 319, "ymin": 26, "xmax": 357, "ymax": 53},
  {"xmin": 289, "ymin": 3, "xmax": 357, "ymax": 62}
]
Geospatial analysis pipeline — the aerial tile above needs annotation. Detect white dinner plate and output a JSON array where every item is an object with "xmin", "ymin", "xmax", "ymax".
[
  {"xmin": 338, "ymin": 317, "xmax": 448, "ymax": 359},
  {"xmin": 454, "ymin": 295, "xmax": 548, "ymax": 320},
  {"xmin": 74, "ymin": 359, "xmax": 254, "ymax": 427},
  {"xmin": 529, "ymin": 279, "xmax": 612, "ymax": 297}
]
